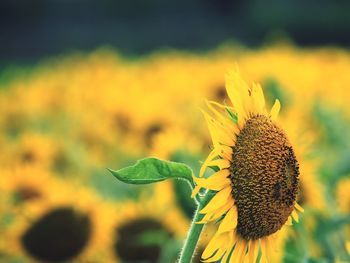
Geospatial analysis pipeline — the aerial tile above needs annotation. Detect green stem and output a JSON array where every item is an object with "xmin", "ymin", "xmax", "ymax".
[{"xmin": 178, "ymin": 192, "xmax": 212, "ymax": 263}]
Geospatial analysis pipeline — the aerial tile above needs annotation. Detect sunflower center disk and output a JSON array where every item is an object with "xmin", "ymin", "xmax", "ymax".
[
  {"xmin": 230, "ymin": 115, "xmax": 299, "ymax": 240},
  {"xmin": 114, "ymin": 218, "xmax": 173, "ymax": 262},
  {"xmin": 21, "ymin": 207, "xmax": 91, "ymax": 262}
]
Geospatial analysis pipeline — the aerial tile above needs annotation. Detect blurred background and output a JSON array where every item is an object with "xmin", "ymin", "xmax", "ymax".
[
  {"xmin": 2, "ymin": 0, "xmax": 350, "ymax": 64},
  {"xmin": 0, "ymin": 1, "xmax": 350, "ymax": 262}
]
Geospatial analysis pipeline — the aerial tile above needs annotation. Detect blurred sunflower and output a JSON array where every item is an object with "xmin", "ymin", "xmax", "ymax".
[
  {"xmin": 192, "ymin": 70, "xmax": 303, "ymax": 262},
  {"xmin": 0, "ymin": 165, "xmax": 54, "ymax": 208},
  {"xmin": 111, "ymin": 181, "xmax": 188, "ymax": 263},
  {"xmin": 1, "ymin": 133, "xmax": 57, "ymax": 169},
  {"xmin": 149, "ymin": 126, "xmax": 202, "ymax": 160},
  {"xmin": 336, "ymin": 177, "xmax": 350, "ymax": 214},
  {"xmin": 336, "ymin": 177, "xmax": 350, "ymax": 242},
  {"xmin": 1, "ymin": 172, "xmax": 116, "ymax": 263}
]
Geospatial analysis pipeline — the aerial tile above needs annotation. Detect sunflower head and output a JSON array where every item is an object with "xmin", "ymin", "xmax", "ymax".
[
  {"xmin": 231, "ymin": 114, "xmax": 299, "ymax": 240},
  {"xmin": 192, "ymin": 70, "xmax": 303, "ymax": 262},
  {"xmin": 21, "ymin": 207, "xmax": 92, "ymax": 262},
  {"xmin": 113, "ymin": 217, "xmax": 173, "ymax": 262}
]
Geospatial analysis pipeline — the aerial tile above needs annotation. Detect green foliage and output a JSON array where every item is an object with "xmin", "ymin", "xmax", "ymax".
[
  {"xmin": 225, "ymin": 107, "xmax": 238, "ymax": 123},
  {"xmin": 0, "ymin": 211, "xmax": 15, "ymax": 227},
  {"xmin": 89, "ymin": 169, "xmax": 143, "ymax": 201},
  {"xmin": 108, "ymin": 157, "xmax": 194, "ymax": 185},
  {"xmin": 312, "ymin": 103, "xmax": 350, "ymax": 187},
  {"xmin": 263, "ymin": 77, "xmax": 289, "ymax": 109},
  {"xmin": 172, "ymin": 180, "xmax": 196, "ymax": 219},
  {"xmin": 169, "ymin": 150, "xmax": 202, "ymax": 218}
]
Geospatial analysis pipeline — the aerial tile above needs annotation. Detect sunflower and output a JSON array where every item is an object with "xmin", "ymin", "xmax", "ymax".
[
  {"xmin": 336, "ymin": 177, "xmax": 350, "ymax": 243},
  {"xmin": 336, "ymin": 177, "xmax": 350, "ymax": 214},
  {"xmin": 0, "ymin": 133, "xmax": 57, "ymax": 169},
  {"xmin": 192, "ymin": 70, "xmax": 303, "ymax": 263},
  {"xmin": 0, "ymin": 167, "xmax": 117, "ymax": 263},
  {"xmin": 0, "ymin": 165, "xmax": 55, "ymax": 204},
  {"xmin": 149, "ymin": 126, "xmax": 202, "ymax": 160},
  {"xmin": 111, "ymin": 181, "xmax": 189, "ymax": 263}
]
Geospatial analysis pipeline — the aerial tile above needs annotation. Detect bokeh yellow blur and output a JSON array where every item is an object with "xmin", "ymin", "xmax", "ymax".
[{"xmin": 0, "ymin": 44, "xmax": 350, "ymax": 262}]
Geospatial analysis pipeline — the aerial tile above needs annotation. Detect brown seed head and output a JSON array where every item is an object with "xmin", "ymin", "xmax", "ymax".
[{"xmin": 230, "ymin": 115, "xmax": 299, "ymax": 240}]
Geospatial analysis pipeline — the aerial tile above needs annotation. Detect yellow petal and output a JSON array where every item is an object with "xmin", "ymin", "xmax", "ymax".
[
  {"xmin": 206, "ymin": 100, "xmax": 238, "ymax": 134},
  {"xmin": 217, "ymin": 206, "xmax": 238, "ymax": 234},
  {"xmin": 248, "ymin": 240, "xmax": 259, "ymax": 263},
  {"xmin": 225, "ymin": 72, "xmax": 247, "ymax": 128},
  {"xmin": 196, "ymin": 199, "xmax": 234, "ymax": 224},
  {"xmin": 251, "ymin": 82, "xmax": 266, "ymax": 114},
  {"xmin": 203, "ymin": 232, "xmax": 237, "ymax": 263},
  {"xmin": 226, "ymin": 232, "xmax": 237, "ymax": 257},
  {"xmin": 202, "ymin": 111, "xmax": 220, "ymax": 147},
  {"xmin": 220, "ymin": 145, "xmax": 233, "ymax": 160},
  {"xmin": 203, "ymin": 111, "xmax": 235, "ymax": 147},
  {"xmin": 268, "ymin": 234, "xmax": 278, "ymax": 254},
  {"xmin": 207, "ymin": 100, "xmax": 236, "ymax": 120},
  {"xmin": 286, "ymin": 216, "xmax": 293, "ymax": 226},
  {"xmin": 202, "ymin": 233, "xmax": 226, "ymax": 260},
  {"xmin": 227, "ymin": 70, "xmax": 251, "ymax": 112},
  {"xmin": 237, "ymin": 240, "xmax": 248, "ymax": 263},
  {"xmin": 199, "ymin": 148, "xmax": 219, "ymax": 177},
  {"xmin": 230, "ymin": 238, "xmax": 246, "ymax": 263},
  {"xmin": 200, "ymin": 186, "xmax": 232, "ymax": 214},
  {"xmin": 294, "ymin": 202, "xmax": 304, "ymax": 213},
  {"xmin": 221, "ymin": 250, "xmax": 231, "ymax": 263},
  {"xmin": 291, "ymin": 210, "xmax": 299, "ymax": 223},
  {"xmin": 221, "ymin": 232, "xmax": 238, "ymax": 263},
  {"xmin": 207, "ymin": 159, "xmax": 231, "ymax": 170},
  {"xmin": 193, "ymin": 169, "xmax": 231, "ymax": 192},
  {"xmin": 261, "ymin": 237, "xmax": 271, "ymax": 263},
  {"xmin": 270, "ymin": 99, "xmax": 281, "ymax": 121},
  {"xmin": 191, "ymin": 185, "xmax": 201, "ymax": 198},
  {"xmin": 202, "ymin": 246, "xmax": 226, "ymax": 262}
]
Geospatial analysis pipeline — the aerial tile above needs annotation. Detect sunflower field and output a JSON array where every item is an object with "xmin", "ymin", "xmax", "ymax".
[{"xmin": 0, "ymin": 44, "xmax": 350, "ymax": 263}]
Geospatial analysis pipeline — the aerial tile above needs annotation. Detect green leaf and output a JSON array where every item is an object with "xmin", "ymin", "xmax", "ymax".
[
  {"xmin": 225, "ymin": 107, "xmax": 238, "ymax": 123},
  {"xmin": 108, "ymin": 157, "xmax": 194, "ymax": 185}
]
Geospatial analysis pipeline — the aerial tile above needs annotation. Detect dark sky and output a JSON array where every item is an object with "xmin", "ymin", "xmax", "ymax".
[{"xmin": 1, "ymin": 0, "xmax": 350, "ymax": 64}]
